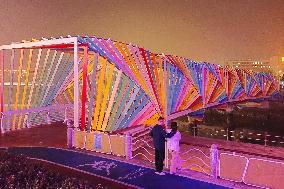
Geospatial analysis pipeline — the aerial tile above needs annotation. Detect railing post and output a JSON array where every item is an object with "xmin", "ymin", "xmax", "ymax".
[
  {"xmin": 125, "ymin": 134, "xmax": 132, "ymax": 160},
  {"xmin": 67, "ymin": 120, "xmax": 74, "ymax": 148},
  {"xmin": 64, "ymin": 107, "xmax": 68, "ymax": 123},
  {"xmin": 26, "ymin": 113, "xmax": 31, "ymax": 128},
  {"xmin": 46, "ymin": 111, "xmax": 51, "ymax": 125},
  {"xmin": 0, "ymin": 112, "xmax": 5, "ymax": 134},
  {"xmin": 264, "ymin": 131, "xmax": 268, "ymax": 146},
  {"xmin": 210, "ymin": 144, "xmax": 218, "ymax": 179},
  {"xmin": 165, "ymin": 139, "xmax": 169, "ymax": 169},
  {"xmin": 226, "ymin": 128, "xmax": 229, "ymax": 141}
]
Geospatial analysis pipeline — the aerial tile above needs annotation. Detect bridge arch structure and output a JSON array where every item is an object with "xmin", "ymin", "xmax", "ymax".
[{"xmin": 0, "ymin": 36, "xmax": 279, "ymax": 133}]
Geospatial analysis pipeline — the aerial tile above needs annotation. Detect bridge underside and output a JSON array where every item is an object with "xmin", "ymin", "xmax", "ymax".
[{"xmin": 0, "ymin": 36, "xmax": 279, "ymax": 133}]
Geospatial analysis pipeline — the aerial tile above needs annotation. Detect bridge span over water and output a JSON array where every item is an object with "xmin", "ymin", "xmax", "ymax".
[{"xmin": 0, "ymin": 36, "xmax": 279, "ymax": 133}]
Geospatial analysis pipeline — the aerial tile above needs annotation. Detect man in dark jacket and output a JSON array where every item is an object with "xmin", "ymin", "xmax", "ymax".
[{"xmin": 150, "ymin": 117, "xmax": 175, "ymax": 175}]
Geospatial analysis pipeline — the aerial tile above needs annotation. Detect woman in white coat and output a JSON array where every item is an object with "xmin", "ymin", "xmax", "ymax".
[{"xmin": 167, "ymin": 122, "xmax": 182, "ymax": 174}]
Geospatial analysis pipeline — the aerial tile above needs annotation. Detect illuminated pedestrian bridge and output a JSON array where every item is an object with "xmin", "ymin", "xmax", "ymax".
[{"xmin": 0, "ymin": 36, "xmax": 279, "ymax": 133}]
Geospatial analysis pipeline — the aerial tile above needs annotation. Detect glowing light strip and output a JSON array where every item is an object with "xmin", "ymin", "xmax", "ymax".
[
  {"xmin": 92, "ymin": 58, "xmax": 107, "ymax": 130},
  {"xmin": 101, "ymin": 70, "xmax": 122, "ymax": 131},
  {"xmin": 18, "ymin": 49, "xmax": 33, "ymax": 128},
  {"xmin": 97, "ymin": 63, "xmax": 114, "ymax": 130},
  {"xmin": 87, "ymin": 53, "xmax": 98, "ymax": 130},
  {"xmin": 12, "ymin": 49, "xmax": 24, "ymax": 130}
]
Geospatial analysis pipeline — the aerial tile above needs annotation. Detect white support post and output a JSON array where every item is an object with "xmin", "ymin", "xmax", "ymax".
[
  {"xmin": 210, "ymin": 144, "xmax": 219, "ymax": 179},
  {"xmin": 8, "ymin": 49, "xmax": 15, "ymax": 131},
  {"xmin": 0, "ymin": 50, "xmax": 4, "ymax": 127},
  {"xmin": 165, "ymin": 139, "xmax": 169, "ymax": 169},
  {"xmin": 73, "ymin": 39, "xmax": 79, "ymax": 130},
  {"xmin": 125, "ymin": 134, "xmax": 132, "ymax": 160}
]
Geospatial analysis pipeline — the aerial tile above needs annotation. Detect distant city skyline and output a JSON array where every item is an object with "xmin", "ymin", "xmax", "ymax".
[
  {"xmin": 226, "ymin": 56, "xmax": 284, "ymax": 75},
  {"xmin": 0, "ymin": 0, "xmax": 283, "ymax": 65}
]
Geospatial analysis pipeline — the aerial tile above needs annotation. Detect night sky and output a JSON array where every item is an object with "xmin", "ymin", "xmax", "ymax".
[{"xmin": 0, "ymin": 0, "xmax": 283, "ymax": 64}]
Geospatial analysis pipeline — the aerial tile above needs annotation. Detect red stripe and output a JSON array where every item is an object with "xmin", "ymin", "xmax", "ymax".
[
  {"xmin": 80, "ymin": 47, "xmax": 88, "ymax": 130},
  {"xmin": 0, "ymin": 50, "xmax": 3, "ymax": 113},
  {"xmin": 20, "ymin": 43, "xmax": 87, "ymax": 49},
  {"xmin": 140, "ymin": 48, "xmax": 160, "ymax": 111}
]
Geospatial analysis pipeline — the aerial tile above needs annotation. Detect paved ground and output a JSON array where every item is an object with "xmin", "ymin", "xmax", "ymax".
[
  {"xmin": 0, "ymin": 122, "xmax": 67, "ymax": 148},
  {"xmin": 8, "ymin": 146, "xmax": 230, "ymax": 189}
]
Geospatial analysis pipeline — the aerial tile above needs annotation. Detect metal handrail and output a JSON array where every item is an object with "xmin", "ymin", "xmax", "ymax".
[
  {"xmin": 181, "ymin": 156, "xmax": 210, "ymax": 168},
  {"xmin": 182, "ymin": 164, "xmax": 210, "ymax": 176},
  {"xmin": 131, "ymin": 153, "xmax": 154, "ymax": 164},
  {"xmin": 132, "ymin": 139, "xmax": 154, "ymax": 150},
  {"xmin": 181, "ymin": 148, "xmax": 210, "ymax": 159}
]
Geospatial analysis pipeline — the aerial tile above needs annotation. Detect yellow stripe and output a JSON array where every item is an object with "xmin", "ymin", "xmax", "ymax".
[
  {"xmin": 12, "ymin": 49, "xmax": 24, "ymax": 130},
  {"xmin": 101, "ymin": 69, "xmax": 122, "ymax": 131},
  {"xmin": 97, "ymin": 63, "xmax": 114, "ymax": 130},
  {"xmin": 206, "ymin": 72, "xmax": 214, "ymax": 103},
  {"xmin": 92, "ymin": 58, "xmax": 107, "ymax": 130},
  {"xmin": 68, "ymin": 87, "xmax": 74, "ymax": 101},
  {"xmin": 143, "ymin": 112, "xmax": 160, "ymax": 126},
  {"xmin": 179, "ymin": 88, "xmax": 197, "ymax": 110},
  {"xmin": 18, "ymin": 49, "xmax": 33, "ymax": 128}
]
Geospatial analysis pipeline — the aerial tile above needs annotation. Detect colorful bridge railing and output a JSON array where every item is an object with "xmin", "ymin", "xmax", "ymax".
[{"xmin": 0, "ymin": 36, "xmax": 279, "ymax": 133}]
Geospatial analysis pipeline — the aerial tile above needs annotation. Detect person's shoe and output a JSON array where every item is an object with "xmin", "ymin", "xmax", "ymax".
[
  {"xmin": 159, "ymin": 172, "xmax": 166, "ymax": 175},
  {"xmin": 155, "ymin": 171, "xmax": 165, "ymax": 175}
]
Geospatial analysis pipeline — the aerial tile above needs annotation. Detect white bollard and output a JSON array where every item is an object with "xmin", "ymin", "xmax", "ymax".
[
  {"xmin": 165, "ymin": 139, "xmax": 169, "ymax": 169},
  {"xmin": 26, "ymin": 113, "xmax": 31, "ymax": 128},
  {"xmin": 125, "ymin": 134, "xmax": 132, "ymax": 160},
  {"xmin": 0, "ymin": 113, "xmax": 5, "ymax": 134},
  {"xmin": 46, "ymin": 112, "xmax": 51, "ymax": 125},
  {"xmin": 210, "ymin": 144, "xmax": 219, "ymax": 179},
  {"xmin": 67, "ymin": 120, "xmax": 74, "ymax": 148}
]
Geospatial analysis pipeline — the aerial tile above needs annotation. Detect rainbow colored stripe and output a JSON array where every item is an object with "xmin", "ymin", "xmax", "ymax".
[{"xmin": 0, "ymin": 36, "xmax": 279, "ymax": 132}]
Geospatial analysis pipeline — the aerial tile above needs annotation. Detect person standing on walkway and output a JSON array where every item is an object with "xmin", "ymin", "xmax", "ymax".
[
  {"xmin": 167, "ymin": 122, "xmax": 182, "ymax": 174},
  {"xmin": 150, "ymin": 117, "xmax": 175, "ymax": 175}
]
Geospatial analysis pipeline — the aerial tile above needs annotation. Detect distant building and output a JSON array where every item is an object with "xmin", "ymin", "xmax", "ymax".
[
  {"xmin": 226, "ymin": 59, "xmax": 272, "ymax": 73},
  {"xmin": 269, "ymin": 56, "xmax": 284, "ymax": 77},
  {"xmin": 226, "ymin": 56, "xmax": 284, "ymax": 76}
]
